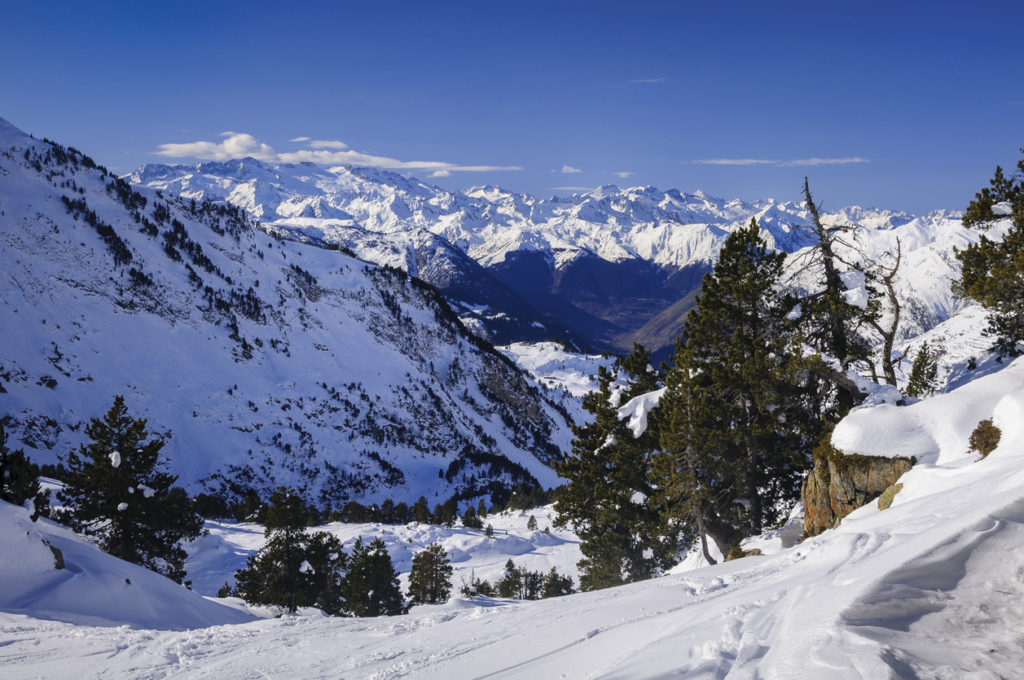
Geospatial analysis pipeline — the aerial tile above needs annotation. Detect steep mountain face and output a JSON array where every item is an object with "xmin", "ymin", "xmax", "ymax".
[
  {"xmin": 0, "ymin": 118, "xmax": 572, "ymax": 509},
  {"xmin": 129, "ymin": 160, "xmax": 958, "ymax": 353}
]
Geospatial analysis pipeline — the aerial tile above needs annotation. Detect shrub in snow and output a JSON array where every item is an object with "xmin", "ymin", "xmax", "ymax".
[
  {"xmin": 57, "ymin": 396, "xmax": 201, "ymax": 583},
  {"xmin": 968, "ymin": 419, "xmax": 1001, "ymax": 459}
]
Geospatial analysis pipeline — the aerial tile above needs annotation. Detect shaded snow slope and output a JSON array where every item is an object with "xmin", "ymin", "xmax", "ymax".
[
  {"xmin": 0, "ymin": 501, "xmax": 253, "ymax": 630},
  {"xmin": 4, "ymin": 358, "xmax": 1024, "ymax": 678},
  {"xmin": 0, "ymin": 119, "xmax": 570, "ymax": 506}
]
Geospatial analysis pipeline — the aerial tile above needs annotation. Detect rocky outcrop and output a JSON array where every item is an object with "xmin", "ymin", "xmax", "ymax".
[{"xmin": 802, "ymin": 437, "xmax": 914, "ymax": 538}]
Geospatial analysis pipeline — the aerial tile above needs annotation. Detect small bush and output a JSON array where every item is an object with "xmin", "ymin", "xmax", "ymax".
[{"xmin": 968, "ymin": 419, "xmax": 1001, "ymax": 458}]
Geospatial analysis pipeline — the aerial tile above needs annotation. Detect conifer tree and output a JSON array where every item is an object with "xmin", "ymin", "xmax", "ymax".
[
  {"xmin": 555, "ymin": 345, "xmax": 674, "ymax": 591},
  {"xmin": 233, "ymin": 489, "xmax": 346, "ymax": 614},
  {"xmin": 407, "ymin": 542, "xmax": 453, "ymax": 604},
  {"xmin": 412, "ymin": 496, "xmax": 430, "ymax": 523},
  {"xmin": 905, "ymin": 342, "xmax": 939, "ymax": 397},
  {"xmin": 541, "ymin": 567, "xmax": 574, "ymax": 598},
  {"xmin": 656, "ymin": 220, "xmax": 827, "ymax": 550},
  {"xmin": 956, "ymin": 150, "xmax": 1024, "ymax": 357},
  {"xmin": 343, "ymin": 537, "xmax": 405, "ymax": 616},
  {"xmin": 58, "ymin": 396, "xmax": 201, "ymax": 582},
  {"xmin": 526, "ymin": 514, "xmax": 538, "ymax": 531},
  {"xmin": 0, "ymin": 420, "xmax": 50, "ymax": 520}
]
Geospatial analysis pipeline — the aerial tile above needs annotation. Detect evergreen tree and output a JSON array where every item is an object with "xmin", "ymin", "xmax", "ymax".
[
  {"xmin": 956, "ymin": 151, "xmax": 1024, "ymax": 357},
  {"xmin": 412, "ymin": 496, "xmax": 431, "ymax": 523},
  {"xmin": 555, "ymin": 345, "xmax": 676, "ymax": 591},
  {"xmin": 541, "ymin": 567, "xmax": 574, "ymax": 598},
  {"xmin": 58, "ymin": 396, "xmax": 201, "ymax": 582},
  {"xmin": 476, "ymin": 498, "xmax": 487, "ymax": 518},
  {"xmin": 496, "ymin": 559, "xmax": 543, "ymax": 600},
  {"xmin": 233, "ymin": 515, "xmax": 346, "ymax": 615},
  {"xmin": 905, "ymin": 342, "xmax": 939, "ymax": 397},
  {"xmin": 0, "ymin": 420, "xmax": 50, "ymax": 520},
  {"xmin": 526, "ymin": 514, "xmax": 538, "ymax": 531},
  {"xmin": 655, "ymin": 220, "xmax": 828, "ymax": 552},
  {"xmin": 795, "ymin": 180, "xmax": 876, "ymax": 386},
  {"xmin": 343, "ymin": 537, "xmax": 405, "ymax": 616},
  {"xmin": 461, "ymin": 505, "xmax": 483, "ymax": 529},
  {"xmin": 407, "ymin": 542, "xmax": 453, "ymax": 604}
]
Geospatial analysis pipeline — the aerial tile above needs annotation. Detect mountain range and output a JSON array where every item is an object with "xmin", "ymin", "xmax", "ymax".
[{"xmin": 129, "ymin": 159, "xmax": 961, "ymax": 357}]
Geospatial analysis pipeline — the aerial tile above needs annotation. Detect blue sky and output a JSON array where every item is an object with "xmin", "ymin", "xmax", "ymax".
[{"xmin": 2, "ymin": 0, "xmax": 1021, "ymax": 212}]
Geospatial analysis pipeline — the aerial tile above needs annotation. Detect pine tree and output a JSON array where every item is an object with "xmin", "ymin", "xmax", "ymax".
[
  {"xmin": 343, "ymin": 537, "xmax": 405, "ymax": 616},
  {"xmin": 541, "ymin": 567, "xmax": 574, "ymax": 598},
  {"xmin": 407, "ymin": 542, "xmax": 453, "ymax": 604},
  {"xmin": 476, "ymin": 498, "xmax": 487, "ymax": 518},
  {"xmin": 526, "ymin": 514, "xmax": 538, "ymax": 531},
  {"xmin": 461, "ymin": 505, "xmax": 483, "ymax": 529},
  {"xmin": 956, "ymin": 150, "xmax": 1024, "ymax": 358},
  {"xmin": 233, "ymin": 522, "xmax": 347, "ymax": 615},
  {"xmin": 905, "ymin": 342, "xmax": 939, "ymax": 397},
  {"xmin": 0, "ymin": 420, "xmax": 50, "ymax": 520},
  {"xmin": 554, "ymin": 345, "xmax": 673, "ymax": 591},
  {"xmin": 58, "ymin": 396, "xmax": 201, "ymax": 582},
  {"xmin": 655, "ymin": 220, "xmax": 828, "ymax": 551},
  {"xmin": 412, "ymin": 496, "xmax": 431, "ymax": 523}
]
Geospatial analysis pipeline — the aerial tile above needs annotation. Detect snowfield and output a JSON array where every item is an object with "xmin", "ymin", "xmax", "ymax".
[{"xmin": 4, "ymin": 358, "xmax": 1024, "ymax": 678}]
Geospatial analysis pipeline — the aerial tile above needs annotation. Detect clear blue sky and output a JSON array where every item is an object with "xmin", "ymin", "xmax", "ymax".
[{"xmin": 2, "ymin": 0, "xmax": 1021, "ymax": 212}]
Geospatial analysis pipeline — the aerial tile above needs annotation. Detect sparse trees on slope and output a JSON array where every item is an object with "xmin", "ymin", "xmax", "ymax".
[
  {"xmin": 407, "ymin": 542, "xmax": 453, "ymax": 604},
  {"xmin": 956, "ymin": 151, "xmax": 1024, "ymax": 358},
  {"xmin": 58, "ymin": 396, "xmax": 201, "ymax": 583}
]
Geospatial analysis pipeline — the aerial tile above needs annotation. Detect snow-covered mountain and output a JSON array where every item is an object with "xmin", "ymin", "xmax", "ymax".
[
  {"xmin": 129, "ymin": 159, "xmax": 963, "ymax": 354},
  {"xmin": 0, "ymin": 118, "xmax": 573, "ymax": 508}
]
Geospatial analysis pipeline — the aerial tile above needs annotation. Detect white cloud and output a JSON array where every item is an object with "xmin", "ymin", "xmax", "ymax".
[
  {"xmin": 156, "ymin": 132, "xmax": 521, "ymax": 174},
  {"xmin": 308, "ymin": 139, "xmax": 348, "ymax": 150},
  {"xmin": 630, "ymin": 77, "xmax": 668, "ymax": 85},
  {"xmin": 157, "ymin": 133, "xmax": 277, "ymax": 161},
  {"xmin": 692, "ymin": 157, "xmax": 869, "ymax": 167},
  {"xmin": 551, "ymin": 185, "xmax": 591, "ymax": 191},
  {"xmin": 560, "ymin": 165, "xmax": 582, "ymax": 174},
  {"xmin": 613, "ymin": 171, "xmax": 633, "ymax": 179}
]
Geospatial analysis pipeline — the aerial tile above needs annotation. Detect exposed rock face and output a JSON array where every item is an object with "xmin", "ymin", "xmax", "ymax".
[{"xmin": 802, "ymin": 440, "xmax": 914, "ymax": 537}]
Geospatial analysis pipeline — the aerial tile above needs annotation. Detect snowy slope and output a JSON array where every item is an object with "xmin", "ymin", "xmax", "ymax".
[
  {"xmin": 0, "ymin": 118, "xmax": 571, "ymax": 507},
  {"xmin": 4, "ymin": 358, "xmax": 1024, "ymax": 678},
  {"xmin": 0, "ymin": 501, "xmax": 253, "ymax": 630}
]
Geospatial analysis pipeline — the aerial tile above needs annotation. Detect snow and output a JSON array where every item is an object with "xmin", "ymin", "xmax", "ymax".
[
  {"xmin": 108, "ymin": 450, "xmax": 121, "ymax": 468},
  {"xmin": 833, "ymin": 356, "xmax": 1024, "ymax": 464},
  {"xmin": 0, "ymin": 502, "xmax": 253, "ymax": 631},
  {"xmin": 7, "ymin": 350, "xmax": 1024, "ymax": 678},
  {"xmin": 617, "ymin": 387, "xmax": 665, "ymax": 438}
]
